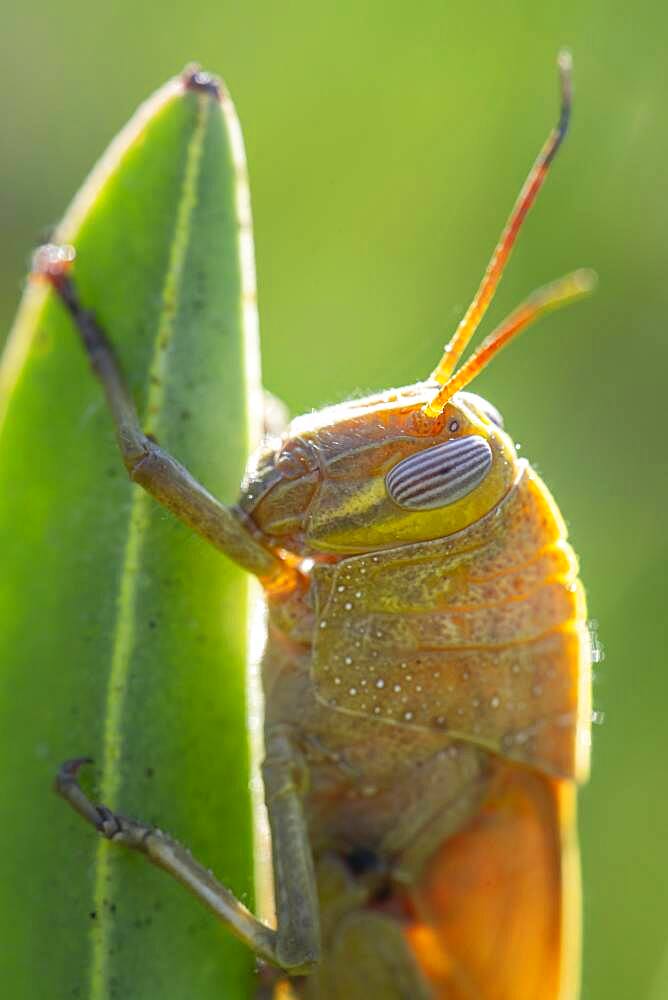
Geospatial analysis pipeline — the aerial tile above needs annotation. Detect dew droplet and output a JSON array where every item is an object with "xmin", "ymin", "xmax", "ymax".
[{"xmin": 490, "ymin": 695, "xmax": 500, "ymax": 709}]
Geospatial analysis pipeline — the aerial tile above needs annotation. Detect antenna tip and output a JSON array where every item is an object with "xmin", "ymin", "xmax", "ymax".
[
  {"xmin": 572, "ymin": 267, "xmax": 598, "ymax": 295},
  {"xmin": 557, "ymin": 50, "xmax": 574, "ymax": 105},
  {"xmin": 557, "ymin": 49, "xmax": 573, "ymax": 74}
]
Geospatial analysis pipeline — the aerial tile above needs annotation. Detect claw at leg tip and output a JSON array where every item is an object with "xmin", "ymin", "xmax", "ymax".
[
  {"xmin": 31, "ymin": 243, "xmax": 76, "ymax": 281},
  {"xmin": 56, "ymin": 756, "xmax": 94, "ymax": 782}
]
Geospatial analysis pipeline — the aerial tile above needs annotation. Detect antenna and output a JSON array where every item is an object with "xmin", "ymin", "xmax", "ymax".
[
  {"xmin": 422, "ymin": 269, "xmax": 596, "ymax": 417},
  {"xmin": 429, "ymin": 51, "xmax": 574, "ymax": 391}
]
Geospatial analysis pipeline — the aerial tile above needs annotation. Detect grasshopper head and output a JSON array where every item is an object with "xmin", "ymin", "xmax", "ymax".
[
  {"xmin": 240, "ymin": 52, "xmax": 594, "ymax": 558},
  {"xmin": 239, "ymin": 385, "xmax": 517, "ymax": 555}
]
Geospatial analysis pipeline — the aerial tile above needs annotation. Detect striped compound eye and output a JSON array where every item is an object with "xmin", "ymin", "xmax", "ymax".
[{"xmin": 386, "ymin": 436, "xmax": 493, "ymax": 510}]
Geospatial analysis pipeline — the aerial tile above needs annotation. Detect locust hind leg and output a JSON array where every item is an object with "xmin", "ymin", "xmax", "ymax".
[
  {"xmin": 56, "ymin": 727, "xmax": 321, "ymax": 974},
  {"xmin": 32, "ymin": 246, "xmax": 287, "ymax": 585}
]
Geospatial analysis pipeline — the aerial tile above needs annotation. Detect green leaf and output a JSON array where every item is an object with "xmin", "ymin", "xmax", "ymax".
[{"xmin": 0, "ymin": 71, "xmax": 261, "ymax": 998}]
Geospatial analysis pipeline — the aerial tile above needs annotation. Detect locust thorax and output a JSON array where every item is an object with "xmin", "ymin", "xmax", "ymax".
[{"xmin": 239, "ymin": 384, "xmax": 517, "ymax": 556}]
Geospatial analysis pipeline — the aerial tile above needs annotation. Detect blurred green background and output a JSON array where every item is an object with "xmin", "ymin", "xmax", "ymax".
[{"xmin": 1, "ymin": 2, "xmax": 666, "ymax": 998}]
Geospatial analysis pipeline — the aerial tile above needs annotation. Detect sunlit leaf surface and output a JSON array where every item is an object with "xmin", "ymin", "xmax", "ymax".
[{"xmin": 0, "ymin": 72, "xmax": 261, "ymax": 998}]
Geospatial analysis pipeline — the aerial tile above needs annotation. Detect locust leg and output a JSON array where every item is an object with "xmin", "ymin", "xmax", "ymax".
[
  {"xmin": 56, "ymin": 730, "xmax": 320, "ymax": 973},
  {"xmin": 33, "ymin": 248, "xmax": 286, "ymax": 585},
  {"xmin": 261, "ymin": 726, "xmax": 321, "ymax": 971}
]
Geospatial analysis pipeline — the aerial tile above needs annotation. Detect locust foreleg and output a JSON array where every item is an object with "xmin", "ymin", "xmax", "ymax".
[
  {"xmin": 33, "ymin": 247, "xmax": 287, "ymax": 586},
  {"xmin": 56, "ymin": 732, "xmax": 321, "ymax": 974}
]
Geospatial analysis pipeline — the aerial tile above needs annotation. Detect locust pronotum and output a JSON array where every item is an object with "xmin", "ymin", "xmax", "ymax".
[{"xmin": 37, "ymin": 52, "xmax": 594, "ymax": 1000}]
